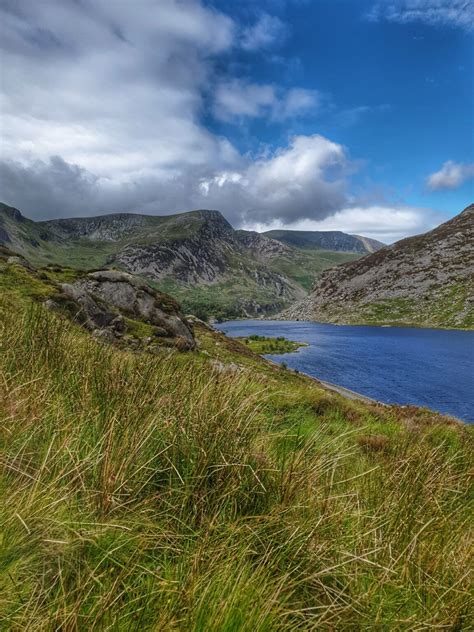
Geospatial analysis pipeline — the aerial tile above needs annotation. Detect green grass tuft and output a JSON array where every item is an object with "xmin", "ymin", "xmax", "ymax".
[{"xmin": 0, "ymin": 293, "xmax": 472, "ymax": 630}]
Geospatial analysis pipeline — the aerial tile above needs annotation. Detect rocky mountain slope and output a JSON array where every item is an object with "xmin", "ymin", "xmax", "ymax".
[
  {"xmin": 280, "ymin": 205, "xmax": 474, "ymax": 329},
  {"xmin": 0, "ymin": 203, "xmax": 360, "ymax": 319},
  {"xmin": 264, "ymin": 229, "xmax": 384, "ymax": 254},
  {"xmin": 0, "ymin": 246, "xmax": 196, "ymax": 350}
]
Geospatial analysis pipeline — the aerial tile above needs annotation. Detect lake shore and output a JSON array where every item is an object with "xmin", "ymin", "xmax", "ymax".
[{"xmin": 216, "ymin": 319, "xmax": 474, "ymax": 423}]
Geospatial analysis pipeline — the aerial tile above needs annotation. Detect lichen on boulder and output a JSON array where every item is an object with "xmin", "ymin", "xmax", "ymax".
[{"xmin": 59, "ymin": 270, "xmax": 195, "ymax": 349}]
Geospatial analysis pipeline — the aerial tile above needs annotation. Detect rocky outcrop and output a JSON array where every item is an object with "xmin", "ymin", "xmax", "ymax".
[
  {"xmin": 0, "ymin": 203, "xmax": 368, "ymax": 318},
  {"xmin": 280, "ymin": 205, "xmax": 474, "ymax": 329},
  {"xmin": 59, "ymin": 270, "xmax": 196, "ymax": 349},
  {"xmin": 234, "ymin": 230, "xmax": 292, "ymax": 259},
  {"xmin": 109, "ymin": 213, "xmax": 302, "ymax": 304}
]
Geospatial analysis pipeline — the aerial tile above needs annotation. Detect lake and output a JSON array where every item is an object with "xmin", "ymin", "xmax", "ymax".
[{"xmin": 216, "ymin": 320, "xmax": 474, "ymax": 423}]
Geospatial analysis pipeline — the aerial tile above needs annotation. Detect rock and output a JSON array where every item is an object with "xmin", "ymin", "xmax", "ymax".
[
  {"xmin": 91, "ymin": 328, "xmax": 116, "ymax": 342},
  {"xmin": 60, "ymin": 283, "xmax": 117, "ymax": 330},
  {"xmin": 59, "ymin": 270, "xmax": 196, "ymax": 349},
  {"xmin": 7, "ymin": 255, "xmax": 34, "ymax": 270},
  {"xmin": 110, "ymin": 314, "xmax": 125, "ymax": 333},
  {"xmin": 210, "ymin": 360, "xmax": 242, "ymax": 375},
  {"xmin": 43, "ymin": 299, "xmax": 59, "ymax": 311},
  {"xmin": 153, "ymin": 327, "xmax": 169, "ymax": 337}
]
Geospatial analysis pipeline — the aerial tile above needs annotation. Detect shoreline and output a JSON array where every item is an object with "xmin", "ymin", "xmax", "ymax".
[
  {"xmin": 264, "ymin": 356, "xmax": 383, "ymax": 405},
  {"xmin": 264, "ymin": 317, "xmax": 474, "ymax": 333}
]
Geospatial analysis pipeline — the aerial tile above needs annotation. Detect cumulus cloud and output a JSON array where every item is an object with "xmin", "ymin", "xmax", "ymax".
[
  {"xmin": 0, "ymin": 0, "xmax": 237, "ymax": 180},
  {"xmin": 213, "ymin": 80, "xmax": 276, "ymax": 120},
  {"xmin": 368, "ymin": 0, "xmax": 474, "ymax": 30},
  {"xmin": 0, "ymin": 135, "xmax": 352, "ymax": 225},
  {"xmin": 213, "ymin": 80, "xmax": 319, "ymax": 121},
  {"xmin": 199, "ymin": 134, "xmax": 350, "ymax": 224},
  {"xmin": 241, "ymin": 13, "xmax": 287, "ymax": 51},
  {"xmin": 426, "ymin": 161, "xmax": 474, "ymax": 190}
]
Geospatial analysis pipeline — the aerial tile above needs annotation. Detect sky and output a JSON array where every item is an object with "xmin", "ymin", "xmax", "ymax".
[{"xmin": 0, "ymin": 0, "xmax": 473, "ymax": 242}]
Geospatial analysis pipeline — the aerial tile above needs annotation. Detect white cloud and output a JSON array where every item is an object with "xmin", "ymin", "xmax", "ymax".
[
  {"xmin": 1, "ymin": 135, "xmax": 352, "ymax": 225},
  {"xmin": 241, "ymin": 13, "xmax": 287, "ymax": 51},
  {"xmin": 0, "ymin": 0, "xmax": 443, "ymax": 246},
  {"xmin": 246, "ymin": 205, "xmax": 442, "ymax": 243},
  {"xmin": 213, "ymin": 80, "xmax": 319, "ymax": 121},
  {"xmin": 198, "ymin": 134, "xmax": 350, "ymax": 224},
  {"xmin": 273, "ymin": 88, "xmax": 321, "ymax": 119},
  {"xmin": 0, "ymin": 0, "xmax": 237, "ymax": 180},
  {"xmin": 368, "ymin": 0, "xmax": 474, "ymax": 30},
  {"xmin": 426, "ymin": 160, "xmax": 474, "ymax": 190},
  {"xmin": 213, "ymin": 80, "xmax": 276, "ymax": 120}
]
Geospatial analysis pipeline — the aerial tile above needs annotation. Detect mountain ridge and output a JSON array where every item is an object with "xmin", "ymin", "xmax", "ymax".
[
  {"xmin": 279, "ymin": 205, "xmax": 473, "ymax": 329},
  {"xmin": 0, "ymin": 203, "xmax": 362, "ymax": 319},
  {"xmin": 264, "ymin": 229, "xmax": 385, "ymax": 254}
]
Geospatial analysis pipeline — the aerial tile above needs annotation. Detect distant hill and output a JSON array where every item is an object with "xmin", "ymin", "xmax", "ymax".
[
  {"xmin": 0, "ymin": 203, "xmax": 362, "ymax": 319},
  {"xmin": 280, "ymin": 205, "xmax": 474, "ymax": 329},
  {"xmin": 264, "ymin": 229, "xmax": 384, "ymax": 254}
]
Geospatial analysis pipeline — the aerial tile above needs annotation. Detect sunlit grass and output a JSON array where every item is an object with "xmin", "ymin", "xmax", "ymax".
[{"xmin": 0, "ymin": 298, "xmax": 472, "ymax": 630}]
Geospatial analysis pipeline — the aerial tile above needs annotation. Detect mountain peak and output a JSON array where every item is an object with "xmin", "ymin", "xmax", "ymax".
[
  {"xmin": 280, "ymin": 207, "xmax": 473, "ymax": 329},
  {"xmin": 0, "ymin": 203, "xmax": 25, "ymax": 223}
]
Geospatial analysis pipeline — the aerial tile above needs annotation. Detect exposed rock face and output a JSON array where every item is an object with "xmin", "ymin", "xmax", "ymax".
[
  {"xmin": 60, "ymin": 270, "xmax": 196, "ymax": 349},
  {"xmin": 42, "ymin": 213, "xmax": 149, "ymax": 241},
  {"xmin": 0, "ymin": 203, "xmax": 367, "ymax": 317},
  {"xmin": 113, "ymin": 214, "xmax": 235, "ymax": 284},
  {"xmin": 234, "ymin": 230, "xmax": 293, "ymax": 259},
  {"xmin": 280, "ymin": 206, "xmax": 474, "ymax": 329},
  {"xmin": 264, "ymin": 229, "xmax": 385, "ymax": 254},
  {"xmin": 0, "ymin": 227, "xmax": 11, "ymax": 243},
  {"xmin": 107, "ymin": 212, "xmax": 302, "ymax": 306}
]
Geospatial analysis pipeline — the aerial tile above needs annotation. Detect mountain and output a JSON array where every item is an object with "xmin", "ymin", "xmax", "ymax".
[
  {"xmin": 280, "ymin": 205, "xmax": 474, "ymax": 329},
  {"xmin": 264, "ymin": 229, "xmax": 385, "ymax": 254},
  {"xmin": 2, "ymin": 231, "xmax": 471, "ymax": 631},
  {"xmin": 0, "ymin": 203, "xmax": 361, "ymax": 319}
]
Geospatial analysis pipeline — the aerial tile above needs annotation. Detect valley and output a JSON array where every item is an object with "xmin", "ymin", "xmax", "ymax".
[{"xmin": 0, "ymin": 203, "xmax": 364, "ymax": 320}]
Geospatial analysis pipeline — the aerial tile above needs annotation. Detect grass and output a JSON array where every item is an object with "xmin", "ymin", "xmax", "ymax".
[
  {"xmin": 2, "ymin": 205, "xmax": 363, "ymax": 320},
  {"xmin": 0, "ymin": 274, "xmax": 473, "ymax": 629},
  {"xmin": 236, "ymin": 335, "xmax": 307, "ymax": 355},
  {"xmin": 312, "ymin": 286, "xmax": 473, "ymax": 330}
]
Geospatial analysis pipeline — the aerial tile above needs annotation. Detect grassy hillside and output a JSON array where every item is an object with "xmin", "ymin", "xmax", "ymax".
[
  {"xmin": 0, "ymin": 260, "xmax": 473, "ymax": 630},
  {"xmin": 281, "ymin": 206, "xmax": 474, "ymax": 330},
  {"xmin": 1, "ymin": 203, "xmax": 360, "ymax": 320},
  {"xmin": 157, "ymin": 247, "xmax": 358, "ymax": 321}
]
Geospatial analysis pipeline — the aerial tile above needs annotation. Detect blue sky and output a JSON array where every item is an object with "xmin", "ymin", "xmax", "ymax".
[
  {"xmin": 209, "ymin": 0, "xmax": 473, "ymax": 215},
  {"xmin": 0, "ymin": 0, "xmax": 472, "ymax": 241}
]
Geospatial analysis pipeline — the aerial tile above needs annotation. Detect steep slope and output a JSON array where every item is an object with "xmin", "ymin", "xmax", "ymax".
[
  {"xmin": 0, "ymin": 246, "xmax": 196, "ymax": 350},
  {"xmin": 0, "ymin": 203, "xmax": 360, "ymax": 319},
  {"xmin": 1, "ymin": 246, "xmax": 472, "ymax": 630},
  {"xmin": 280, "ymin": 205, "xmax": 474, "ymax": 329},
  {"xmin": 264, "ymin": 229, "xmax": 385, "ymax": 254}
]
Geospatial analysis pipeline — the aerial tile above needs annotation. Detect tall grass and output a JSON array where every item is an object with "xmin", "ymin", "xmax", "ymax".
[{"xmin": 0, "ymin": 300, "xmax": 472, "ymax": 630}]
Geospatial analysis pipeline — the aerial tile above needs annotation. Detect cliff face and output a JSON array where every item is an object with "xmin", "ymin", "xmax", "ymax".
[
  {"xmin": 280, "ymin": 205, "xmax": 474, "ymax": 329},
  {"xmin": 0, "ymin": 205, "xmax": 314, "ymax": 317}
]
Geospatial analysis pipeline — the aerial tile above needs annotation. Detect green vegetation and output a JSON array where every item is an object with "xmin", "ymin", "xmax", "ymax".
[
  {"xmin": 265, "ymin": 249, "xmax": 358, "ymax": 292},
  {"xmin": 1, "ymin": 204, "xmax": 364, "ymax": 320},
  {"xmin": 353, "ymin": 287, "xmax": 474, "ymax": 330},
  {"xmin": 156, "ymin": 250, "xmax": 358, "ymax": 321},
  {"xmin": 0, "ymin": 257, "xmax": 473, "ymax": 630},
  {"xmin": 158, "ymin": 277, "xmax": 288, "ymax": 323},
  {"xmin": 237, "ymin": 334, "xmax": 307, "ymax": 354}
]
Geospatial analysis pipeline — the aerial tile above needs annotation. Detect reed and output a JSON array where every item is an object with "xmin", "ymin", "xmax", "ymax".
[{"xmin": 0, "ymin": 300, "xmax": 472, "ymax": 630}]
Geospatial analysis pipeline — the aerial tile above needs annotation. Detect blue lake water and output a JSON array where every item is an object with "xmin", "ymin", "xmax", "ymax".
[{"xmin": 216, "ymin": 320, "xmax": 474, "ymax": 423}]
